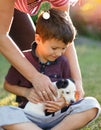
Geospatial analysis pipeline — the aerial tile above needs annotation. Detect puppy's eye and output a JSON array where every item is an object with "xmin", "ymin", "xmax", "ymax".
[{"xmin": 66, "ymin": 92, "xmax": 70, "ymax": 94}]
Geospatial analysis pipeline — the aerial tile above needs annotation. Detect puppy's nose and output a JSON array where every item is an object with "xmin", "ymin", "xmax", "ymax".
[{"xmin": 70, "ymin": 100, "xmax": 75, "ymax": 104}]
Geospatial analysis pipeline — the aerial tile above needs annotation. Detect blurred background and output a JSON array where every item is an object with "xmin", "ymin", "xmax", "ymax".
[
  {"xmin": 32, "ymin": 0, "xmax": 101, "ymax": 41},
  {"xmin": 70, "ymin": 0, "xmax": 101, "ymax": 40}
]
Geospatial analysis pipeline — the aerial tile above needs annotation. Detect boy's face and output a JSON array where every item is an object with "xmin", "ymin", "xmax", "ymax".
[{"xmin": 35, "ymin": 35, "xmax": 67, "ymax": 63}]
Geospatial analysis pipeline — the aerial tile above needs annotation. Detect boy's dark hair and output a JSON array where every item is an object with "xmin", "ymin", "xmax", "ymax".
[{"xmin": 36, "ymin": 8, "xmax": 76, "ymax": 44}]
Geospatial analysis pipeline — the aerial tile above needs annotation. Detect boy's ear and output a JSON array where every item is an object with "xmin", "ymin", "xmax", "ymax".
[{"xmin": 35, "ymin": 34, "xmax": 42, "ymax": 44}]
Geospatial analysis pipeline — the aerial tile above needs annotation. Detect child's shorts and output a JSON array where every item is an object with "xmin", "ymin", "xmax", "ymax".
[{"xmin": 0, "ymin": 97, "xmax": 100, "ymax": 130}]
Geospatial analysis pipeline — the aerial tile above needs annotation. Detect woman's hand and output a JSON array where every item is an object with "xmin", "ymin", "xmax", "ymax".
[
  {"xmin": 44, "ymin": 97, "xmax": 68, "ymax": 113},
  {"xmin": 24, "ymin": 88, "xmax": 42, "ymax": 103},
  {"xmin": 76, "ymin": 87, "xmax": 85, "ymax": 100},
  {"xmin": 32, "ymin": 73, "xmax": 57, "ymax": 102},
  {"xmin": 75, "ymin": 80, "xmax": 85, "ymax": 100}
]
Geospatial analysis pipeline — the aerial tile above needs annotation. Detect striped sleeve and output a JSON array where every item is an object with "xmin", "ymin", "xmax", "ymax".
[
  {"xmin": 15, "ymin": 0, "xmax": 28, "ymax": 13},
  {"xmin": 14, "ymin": 0, "xmax": 42, "ymax": 15},
  {"xmin": 49, "ymin": 0, "xmax": 69, "ymax": 7},
  {"xmin": 49, "ymin": 0, "xmax": 79, "ymax": 7}
]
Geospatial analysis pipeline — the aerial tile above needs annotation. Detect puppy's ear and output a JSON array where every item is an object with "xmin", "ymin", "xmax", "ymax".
[
  {"xmin": 56, "ymin": 79, "xmax": 69, "ymax": 89},
  {"xmin": 56, "ymin": 80, "xmax": 63, "ymax": 89}
]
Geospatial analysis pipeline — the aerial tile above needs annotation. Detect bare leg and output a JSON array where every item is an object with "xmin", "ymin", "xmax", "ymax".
[
  {"xmin": 9, "ymin": 9, "xmax": 35, "ymax": 51},
  {"xmin": 51, "ymin": 108, "xmax": 98, "ymax": 130},
  {"xmin": 3, "ymin": 122, "xmax": 42, "ymax": 130}
]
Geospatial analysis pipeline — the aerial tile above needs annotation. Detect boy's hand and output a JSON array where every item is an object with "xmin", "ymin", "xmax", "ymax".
[{"xmin": 44, "ymin": 97, "xmax": 69, "ymax": 112}]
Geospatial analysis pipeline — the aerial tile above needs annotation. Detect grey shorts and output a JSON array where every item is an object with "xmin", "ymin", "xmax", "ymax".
[{"xmin": 0, "ymin": 97, "xmax": 100, "ymax": 129}]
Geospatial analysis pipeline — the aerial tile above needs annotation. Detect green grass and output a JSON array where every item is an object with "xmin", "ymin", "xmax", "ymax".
[
  {"xmin": 76, "ymin": 41, "xmax": 101, "ymax": 104},
  {"xmin": 0, "ymin": 37, "xmax": 101, "ymax": 129},
  {"xmin": 0, "ymin": 54, "xmax": 10, "ymax": 99},
  {"xmin": 75, "ymin": 39, "xmax": 101, "ymax": 130}
]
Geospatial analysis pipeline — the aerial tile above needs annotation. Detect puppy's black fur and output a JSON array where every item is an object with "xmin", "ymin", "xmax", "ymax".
[
  {"xmin": 56, "ymin": 79, "xmax": 75, "ymax": 89},
  {"xmin": 56, "ymin": 79, "xmax": 69, "ymax": 89}
]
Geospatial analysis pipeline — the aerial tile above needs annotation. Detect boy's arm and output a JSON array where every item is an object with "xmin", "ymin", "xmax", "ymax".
[
  {"xmin": 4, "ymin": 80, "xmax": 27, "ymax": 97},
  {"xmin": 64, "ymin": 43, "xmax": 85, "ymax": 98},
  {"xmin": 4, "ymin": 80, "xmax": 41, "ymax": 103}
]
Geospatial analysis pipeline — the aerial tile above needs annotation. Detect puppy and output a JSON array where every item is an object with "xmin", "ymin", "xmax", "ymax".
[{"xmin": 24, "ymin": 79, "xmax": 77, "ymax": 116}]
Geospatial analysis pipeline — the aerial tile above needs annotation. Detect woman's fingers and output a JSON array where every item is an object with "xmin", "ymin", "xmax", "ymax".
[
  {"xmin": 37, "ymin": 89, "xmax": 54, "ymax": 101},
  {"xmin": 32, "ymin": 73, "xmax": 57, "ymax": 101},
  {"xmin": 25, "ymin": 88, "xmax": 42, "ymax": 103},
  {"xmin": 29, "ymin": 96, "xmax": 41, "ymax": 103},
  {"xmin": 49, "ymin": 83, "xmax": 58, "ymax": 98}
]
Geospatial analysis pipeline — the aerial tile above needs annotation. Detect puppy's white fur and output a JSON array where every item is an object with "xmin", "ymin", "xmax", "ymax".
[{"xmin": 24, "ymin": 79, "xmax": 76, "ymax": 116}]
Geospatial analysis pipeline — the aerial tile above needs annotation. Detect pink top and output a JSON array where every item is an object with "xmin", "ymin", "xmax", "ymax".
[{"xmin": 14, "ymin": 0, "xmax": 78, "ymax": 15}]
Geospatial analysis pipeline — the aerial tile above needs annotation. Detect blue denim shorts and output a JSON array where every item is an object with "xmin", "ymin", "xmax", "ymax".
[{"xmin": 0, "ymin": 97, "xmax": 100, "ymax": 129}]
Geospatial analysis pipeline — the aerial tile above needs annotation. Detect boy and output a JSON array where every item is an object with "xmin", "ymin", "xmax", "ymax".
[{"xmin": 0, "ymin": 8, "xmax": 100, "ymax": 130}]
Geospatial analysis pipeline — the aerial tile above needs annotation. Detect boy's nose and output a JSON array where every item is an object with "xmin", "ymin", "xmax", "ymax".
[{"xmin": 55, "ymin": 50, "xmax": 63, "ymax": 57}]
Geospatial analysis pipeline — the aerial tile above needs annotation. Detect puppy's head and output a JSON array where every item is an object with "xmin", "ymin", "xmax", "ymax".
[{"xmin": 56, "ymin": 79, "xmax": 77, "ymax": 104}]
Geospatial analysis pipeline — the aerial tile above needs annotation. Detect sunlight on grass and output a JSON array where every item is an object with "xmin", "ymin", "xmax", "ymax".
[
  {"xmin": 76, "ymin": 43, "xmax": 101, "ymax": 104},
  {"xmin": 0, "ymin": 94, "xmax": 18, "ymax": 106}
]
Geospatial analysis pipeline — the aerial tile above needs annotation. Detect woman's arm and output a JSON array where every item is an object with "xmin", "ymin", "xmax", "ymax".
[
  {"xmin": 64, "ymin": 43, "xmax": 85, "ymax": 98},
  {"xmin": 52, "ymin": 2, "xmax": 85, "ymax": 98},
  {"xmin": 0, "ymin": 0, "xmax": 56, "ymax": 101}
]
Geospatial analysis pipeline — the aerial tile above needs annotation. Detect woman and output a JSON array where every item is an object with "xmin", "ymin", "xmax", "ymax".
[{"xmin": 0, "ymin": 0, "xmax": 84, "ymax": 105}]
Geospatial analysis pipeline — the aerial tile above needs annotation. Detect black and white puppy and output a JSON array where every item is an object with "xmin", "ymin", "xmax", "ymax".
[{"xmin": 24, "ymin": 79, "xmax": 76, "ymax": 116}]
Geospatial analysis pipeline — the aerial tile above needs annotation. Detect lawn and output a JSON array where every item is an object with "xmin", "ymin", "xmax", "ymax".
[
  {"xmin": 75, "ymin": 37, "xmax": 101, "ymax": 130},
  {"xmin": 0, "ymin": 36, "xmax": 101, "ymax": 129},
  {"xmin": 0, "ymin": 55, "xmax": 10, "ymax": 99}
]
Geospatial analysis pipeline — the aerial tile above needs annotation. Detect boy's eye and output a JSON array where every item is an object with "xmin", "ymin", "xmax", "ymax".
[
  {"xmin": 52, "ymin": 48, "xmax": 57, "ymax": 50},
  {"xmin": 62, "ymin": 48, "xmax": 66, "ymax": 51},
  {"xmin": 52, "ymin": 47, "xmax": 66, "ymax": 51}
]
